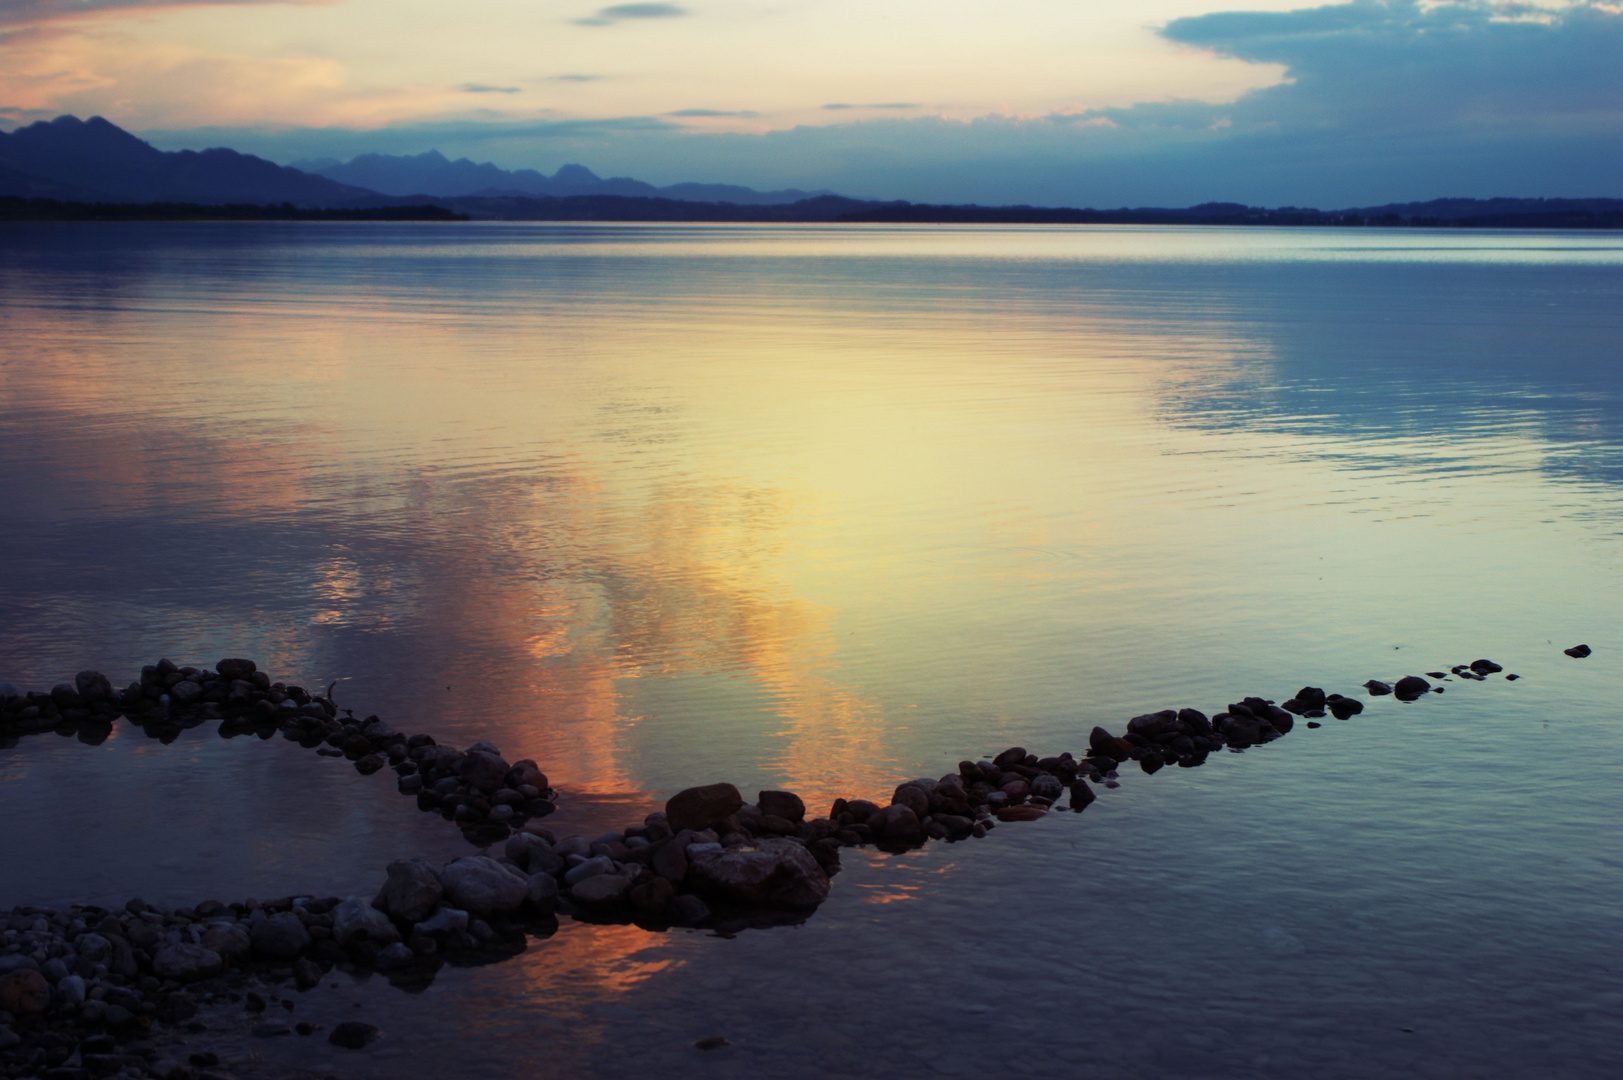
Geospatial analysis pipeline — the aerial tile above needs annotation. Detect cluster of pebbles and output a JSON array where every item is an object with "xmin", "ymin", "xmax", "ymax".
[{"xmin": 0, "ymin": 646, "xmax": 1577, "ymax": 1078}]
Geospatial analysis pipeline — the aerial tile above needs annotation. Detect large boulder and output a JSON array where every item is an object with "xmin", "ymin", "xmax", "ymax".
[
  {"xmin": 665, "ymin": 783, "xmax": 744, "ymax": 832},
  {"xmin": 439, "ymin": 856, "xmax": 527, "ymax": 917},
  {"xmin": 373, "ymin": 858, "xmax": 443, "ymax": 924},
  {"xmin": 570, "ymin": 874, "xmax": 632, "ymax": 908},
  {"xmin": 150, "ymin": 944, "xmax": 224, "ymax": 983},
  {"xmin": 333, "ymin": 897, "xmax": 402, "ymax": 946},
  {"xmin": 251, "ymin": 912, "xmax": 311, "ymax": 960},
  {"xmin": 889, "ymin": 783, "xmax": 930, "ymax": 818},
  {"xmin": 216, "ymin": 658, "xmax": 258, "ymax": 680},
  {"xmin": 687, "ymin": 838, "xmax": 830, "ymax": 910},
  {"xmin": 756, "ymin": 790, "xmax": 805, "ymax": 824}
]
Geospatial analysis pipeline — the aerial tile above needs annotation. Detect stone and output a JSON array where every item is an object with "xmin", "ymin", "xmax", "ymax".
[
  {"xmin": 563, "ymin": 854, "xmax": 616, "ymax": 886},
  {"xmin": 253, "ymin": 1021, "xmax": 293, "ymax": 1038},
  {"xmin": 1469, "ymin": 659, "xmax": 1503, "ymax": 674},
  {"xmin": 354, "ymin": 754, "xmax": 385, "ymax": 775},
  {"xmin": 293, "ymin": 956, "xmax": 323, "ymax": 989},
  {"xmin": 459, "ymin": 750, "xmax": 511, "ymax": 793},
  {"xmin": 170, "ymin": 679, "xmax": 203, "ymax": 704},
  {"xmin": 757, "ymin": 790, "xmax": 806, "ymax": 823},
  {"xmin": 666, "ymin": 782, "xmax": 745, "ymax": 832},
  {"xmin": 73, "ymin": 932, "xmax": 111, "ymax": 963},
  {"xmin": 996, "ymin": 804, "xmax": 1048, "ymax": 822},
  {"xmin": 373, "ymin": 858, "xmax": 443, "ymax": 924},
  {"xmin": 505, "ymin": 831, "xmax": 558, "ymax": 874},
  {"xmin": 687, "ymin": 838, "xmax": 831, "ymax": 909},
  {"xmin": 1127, "ymin": 711, "xmax": 1177, "ymax": 737},
  {"xmin": 506, "ymin": 759, "xmax": 548, "ymax": 791},
  {"xmin": 526, "ymin": 872, "xmax": 560, "ymax": 914},
  {"xmin": 216, "ymin": 658, "xmax": 257, "ymax": 680},
  {"xmin": 667, "ymin": 894, "xmax": 710, "ymax": 927},
  {"xmin": 151, "ymin": 944, "xmax": 224, "ymax": 982},
  {"xmin": 1364, "ymin": 680, "xmax": 1393, "ymax": 696},
  {"xmin": 251, "ymin": 912, "xmax": 311, "ymax": 959},
  {"xmin": 992, "ymin": 746, "xmax": 1027, "ymax": 768},
  {"xmin": 652, "ymin": 836, "xmax": 692, "ymax": 882},
  {"xmin": 439, "ymin": 856, "xmax": 527, "ymax": 917},
  {"xmin": 57, "ymin": 974, "xmax": 87, "ymax": 1004},
  {"xmin": 1326, "ymin": 694, "xmax": 1364, "ymax": 719},
  {"xmin": 40, "ymin": 957, "xmax": 68, "ymax": 983},
  {"xmin": 872, "ymin": 803, "xmax": 923, "ymax": 839},
  {"xmin": 1565, "ymin": 644, "xmax": 1592, "ymax": 658},
  {"xmin": 1394, "ymin": 675, "xmax": 1431, "ymax": 701},
  {"xmin": 890, "ymin": 783, "xmax": 930, "ymax": 818},
  {"xmin": 570, "ymin": 874, "xmax": 632, "ymax": 908},
  {"xmin": 0, "ymin": 969, "xmax": 49, "ymax": 1015},
  {"xmin": 629, "ymin": 876, "xmax": 676, "ymax": 915},
  {"xmin": 1089, "ymin": 726, "xmax": 1129, "ymax": 759},
  {"xmin": 74, "ymin": 670, "xmax": 113, "ymax": 702},
  {"xmin": 329, "ymin": 1021, "xmax": 381, "ymax": 1049},
  {"xmin": 414, "ymin": 907, "xmax": 470, "ymax": 936},
  {"xmin": 333, "ymin": 897, "xmax": 402, "ymax": 946},
  {"xmin": 1069, "ymin": 781, "xmax": 1096, "ymax": 809},
  {"xmin": 373, "ymin": 942, "xmax": 415, "ymax": 971}
]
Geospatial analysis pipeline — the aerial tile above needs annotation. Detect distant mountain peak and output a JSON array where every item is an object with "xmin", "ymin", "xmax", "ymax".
[
  {"xmin": 552, "ymin": 163, "xmax": 601, "ymax": 184},
  {"xmin": 0, "ymin": 114, "xmax": 377, "ymax": 205}
]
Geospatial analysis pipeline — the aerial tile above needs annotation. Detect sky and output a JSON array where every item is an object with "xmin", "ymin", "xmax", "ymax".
[{"xmin": 1, "ymin": 0, "xmax": 1619, "ymax": 205}]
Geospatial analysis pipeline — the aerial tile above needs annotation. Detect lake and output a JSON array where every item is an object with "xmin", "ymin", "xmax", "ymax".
[{"xmin": 1, "ymin": 222, "xmax": 1620, "ymax": 1078}]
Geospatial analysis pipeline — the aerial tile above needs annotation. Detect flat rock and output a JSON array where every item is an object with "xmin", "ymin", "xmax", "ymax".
[
  {"xmin": 571, "ymin": 874, "xmax": 632, "ymax": 908},
  {"xmin": 687, "ymin": 838, "xmax": 831, "ymax": 909},
  {"xmin": 666, "ymin": 782, "xmax": 744, "ymax": 832},
  {"xmin": 1469, "ymin": 659, "xmax": 1503, "ymax": 674},
  {"xmin": 151, "ymin": 944, "xmax": 224, "ymax": 983},
  {"xmin": 1364, "ymin": 680, "xmax": 1393, "ymax": 696},
  {"xmin": 439, "ymin": 855, "xmax": 527, "ymax": 917},
  {"xmin": 996, "ymin": 805, "xmax": 1048, "ymax": 822},
  {"xmin": 1565, "ymin": 644, "xmax": 1592, "ymax": 658}
]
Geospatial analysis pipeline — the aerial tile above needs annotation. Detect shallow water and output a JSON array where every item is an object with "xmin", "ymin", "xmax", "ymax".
[{"xmin": 1, "ymin": 222, "xmax": 1620, "ymax": 1077}]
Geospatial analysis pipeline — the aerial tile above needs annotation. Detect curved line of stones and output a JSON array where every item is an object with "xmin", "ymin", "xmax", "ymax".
[{"xmin": 0, "ymin": 649, "xmax": 1566, "ymax": 1076}]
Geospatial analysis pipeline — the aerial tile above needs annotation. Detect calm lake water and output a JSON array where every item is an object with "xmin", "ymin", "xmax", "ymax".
[{"xmin": 1, "ymin": 222, "xmax": 1620, "ymax": 1078}]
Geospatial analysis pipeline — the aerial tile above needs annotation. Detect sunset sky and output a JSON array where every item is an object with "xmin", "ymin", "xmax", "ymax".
[{"xmin": 2, "ymin": 1, "xmax": 1619, "ymax": 205}]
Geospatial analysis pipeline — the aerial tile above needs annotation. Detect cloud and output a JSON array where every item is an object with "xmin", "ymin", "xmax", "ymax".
[
  {"xmin": 822, "ymin": 102, "xmax": 918, "ymax": 111},
  {"xmin": 133, "ymin": 1, "xmax": 1623, "ymax": 207},
  {"xmin": 547, "ymin": 74, "xmax": 603, "ymax": 83},
  {"xmin": 459, "ymin": 84, "xmax": 520, "ymax": 94},
  {"xmin": 667, "ymin": 108, "xmax": 757, "ymax": 118},
  {"xmin": 574, "ymin": 3, "xmax": 687, "ymax": 27},
  {"xmin": 0, "ymin": 0, "xmax": 329, "ymax": 30}
]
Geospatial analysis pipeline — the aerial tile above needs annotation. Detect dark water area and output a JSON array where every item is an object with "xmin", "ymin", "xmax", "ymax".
[{"xmin": 1, "ymin": 222, "xmax": 1620, "ymax": 1077}]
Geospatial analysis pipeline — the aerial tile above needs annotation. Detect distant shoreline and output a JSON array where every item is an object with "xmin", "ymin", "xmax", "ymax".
[{"xmin": 3, "ymin": 193, "xmax": 1620, "ymax": 229}]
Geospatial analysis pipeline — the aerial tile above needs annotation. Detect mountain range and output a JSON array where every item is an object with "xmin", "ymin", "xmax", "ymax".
[
  {"xmin": 2, "ymin": 114, "xmax": 1620, "ymax": 228},
  {"xmin": 0, "ymin": 115, "xmax": 834, "ymax": 207},
  {"xmin": 289, "ymin": 149, "xmax": 834, "ymax": 205}
]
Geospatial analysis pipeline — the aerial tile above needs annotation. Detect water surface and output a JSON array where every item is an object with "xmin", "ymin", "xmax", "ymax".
[{"xmin": 1, "ymin": 222, "xmax": 1619, "ymax": 1077}]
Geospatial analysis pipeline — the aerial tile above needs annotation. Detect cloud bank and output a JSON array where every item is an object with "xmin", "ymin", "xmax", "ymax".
[{"xmin": 117, "ymin": 1, "xmax": 1623, "ymax": 205}]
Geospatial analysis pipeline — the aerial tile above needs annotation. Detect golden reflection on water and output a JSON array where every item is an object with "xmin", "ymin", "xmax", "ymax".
[{"xmin": 4, "ymin": 224, "xmax": 1620, "ymax": 829}]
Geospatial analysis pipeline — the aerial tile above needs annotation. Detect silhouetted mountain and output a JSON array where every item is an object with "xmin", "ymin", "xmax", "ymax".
[
  {"xmin": 292, "ymin": 149, "xmax": 837, "ymax": 204},
  {"xmin": 0, "ymin": 162, "xmax": 106, "ymax": 201},
  {"xmin": 0, "ymin": 116, "xmax": 377, "ymax": 205}
]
